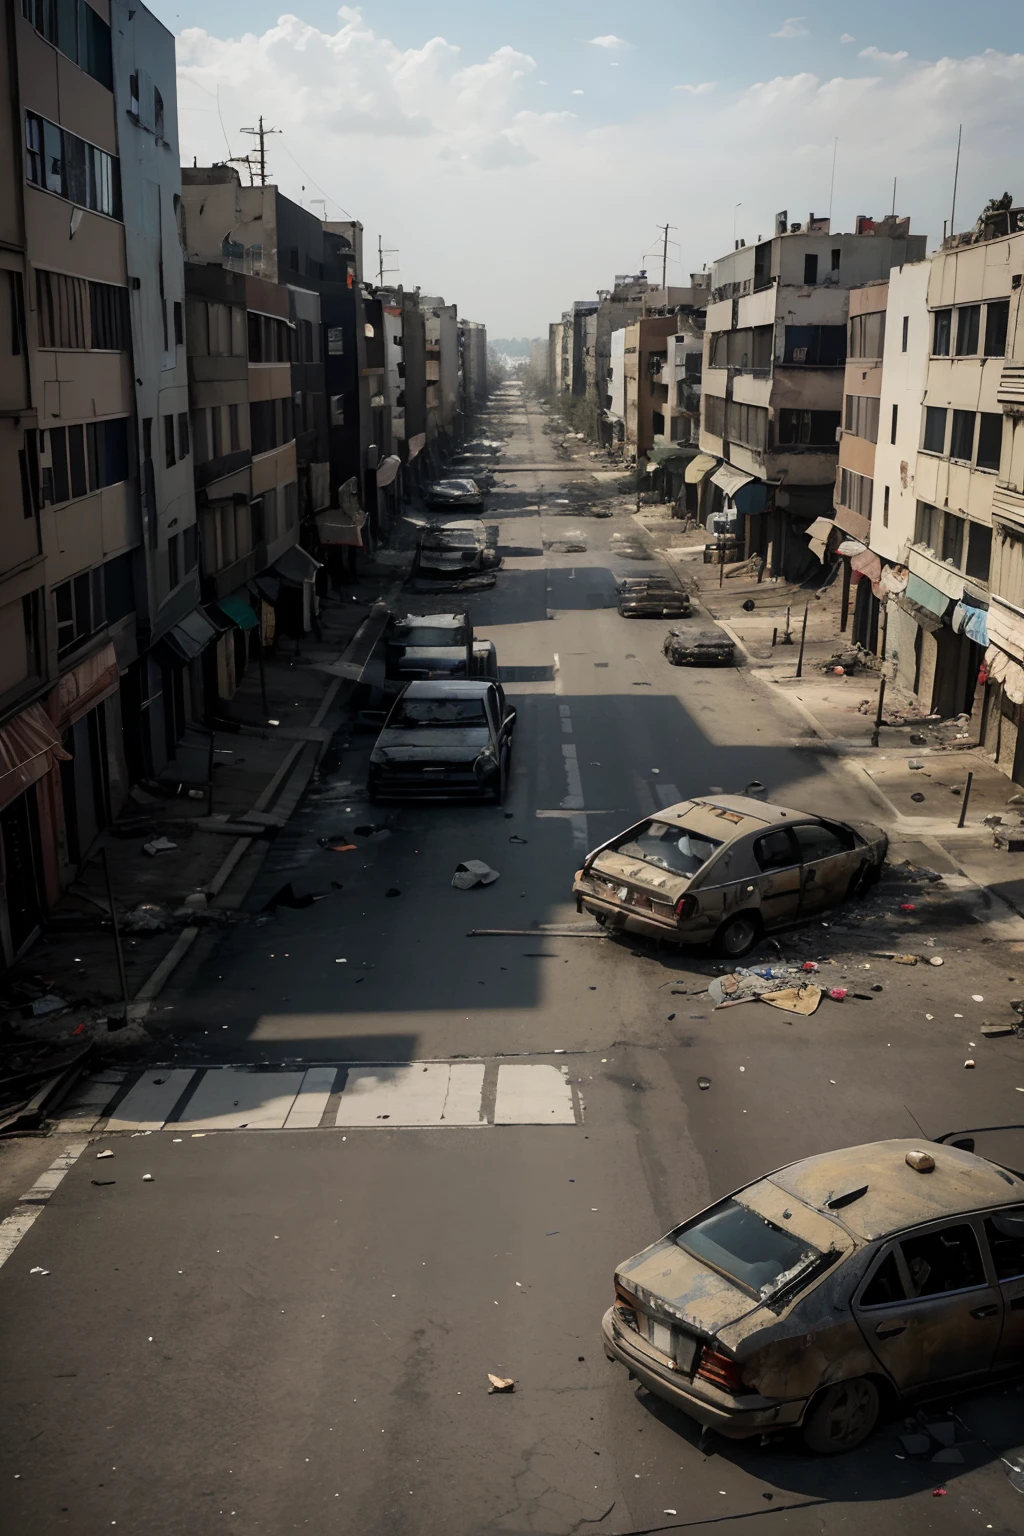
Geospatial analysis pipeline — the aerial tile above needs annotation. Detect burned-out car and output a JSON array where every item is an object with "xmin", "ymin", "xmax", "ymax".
[
  {"xmin": 617, "ymin": 580, "xmax": 692, "ymax": 619},
  {"xmin": 417, "ymin": 521, "xmax": 500, "ymax": 580},
  {"xmin": 573, "ymin": 794, "xmax": 887, "ymax": 956},
  {"xmin": 449, "ymin": 458, "xmax": 497, "ymax": 488},
  {"xmin": 384, "ymin": 612, "xmax": 497, "ymax": 682},
  {"xmin": 424, "ymin": 478, "xmax": 485, "ymax": 510},
  {"xmin": 604, "ymin": 1138, "xmax": 1024, "ymax": 1452},
  {"xmin": 663, "ymin": 627, "xmax": 736, "ymax": 666},
  {"xmin": 367, "ymin": 679, "xmax": 516, "ymax": 802}
]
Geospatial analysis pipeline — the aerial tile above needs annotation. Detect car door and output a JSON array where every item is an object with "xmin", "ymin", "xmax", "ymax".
[
  {"xmin": 982, "ymin": 1206, "xmax": 1024, "ymax": 1369},
  {"xmin": 853, "ymin": 1221, "xmax": 1003, "ymax": 1392},
  {"xmin": 790, "ymin": 820, "xmax": 859, "ymax": 917},
  {"xmin": 751, "ymin": 827, "xmax": 803, "ymax": 929}
]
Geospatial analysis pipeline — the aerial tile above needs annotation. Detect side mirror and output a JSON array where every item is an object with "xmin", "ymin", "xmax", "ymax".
[{"xmin": 504, "ymin": 708, "xmax": 517, "ymax": 728}]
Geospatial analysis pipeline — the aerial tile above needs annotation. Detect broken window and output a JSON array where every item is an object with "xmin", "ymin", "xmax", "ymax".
[
  {"xmin": 803, "ymin": 253, "xmax": 819, "ymax": 285},
  {"xmin": 955, "ymin": 304, "xmax": 981, "ymax": 356},
  {"xmin": 922, "ymin": 406, "xmax": 947, "ymax": 454},
  {"xmin": 950, "ymin": 409, "xmax": 976, "ymax": 461},
  {"xmin": 843, "ymin": 395, "xmax": 880, "ymax": 443},
  {"xmin": 615, "ymin": 821, "xmax": 722, "ymax": 878},
  {"xmin": 784, "ymin": 325, "xmax": 846, "ymax": 365},
  {"xmin": 915, "ymin": 502, "xmax": 942, "ymax": 550},
  {"xmin": 860, "ymin": 1250, "xmax": 906, "ymax": 1308},
  {"xmin": 900, "ymin": 1224, "xmax": 985, "ymax": 1297},
  {"xmin": 942, "ymin": 511, "xmax": 964, "ymax": 567},
  {"xmin": 778, "ymin": 409, "xmax": 840, "ymax": 446},
  {"xmin": 849, "ymin": 311, "xmax": 886, "ymax": 359},
  {"xmin": 976, "ymin": 412, "xmax": 1003, "ymax": 471},
  {"xmin": 965, "ymin": 522, "xmax": 992, "ymax": 582},
  {"xmin": 985, "ymin": 1209, "xmax": 1024, "ymax": 1281},
  {"xmin": 985, "ymin": 299, "xmax": 1010, "ymax": 357},
  {"xmin": 932, "ymin": 309, "xmax": 952, "ymax": 356}
]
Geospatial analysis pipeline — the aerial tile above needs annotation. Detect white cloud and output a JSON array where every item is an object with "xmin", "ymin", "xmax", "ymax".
[
  {"xmin": 588, "ymin": 35, "xmax": 631, "ymax": 50},
  {"xmin": 859, "ymin": 46, "xmax": 910, "ymax": 62},
  {"xmin": 840, "ymin": 33, "xmax": 856, "ymax": 44},
  {"xmin": 609, "ymin": 62, "xmax": 619, "ymax": 68},
  {"xmin": 571, "ymin": 89, "xmax": 585, "ymax": 95},
  {"xmin": 674, "ymin": 82, "xmax": 717, "ymax": 95},
  {"xmin": 771, "ymin": 17, "xmax": 809, "ymax": 38}
]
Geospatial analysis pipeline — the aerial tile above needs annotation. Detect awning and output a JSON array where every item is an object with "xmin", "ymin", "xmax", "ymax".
[
  {"xmin": 833, "ymin": 505, "xmax": 872, "ymax": 543},
  {"xmin": 986, "ymin": 596, "xmax": 1024, "ymax": 665},
  {"xmin": 250, "ymin": 576, "xmax": 281, "ymax": 605},
  {"xmin": 905, "ymin": 572, "xmax": 953, "ymax": 621},
  {"xmin": 316, "ymin": 511, "xmax": 364, "ymax": 547},
  {"xmin": 986, "ymin": 645, "xmax": 1024, "ymax": 704},
  {"xmin": 952, "ymin": 600, "xmax": 989, "ymax": 646},
  {"xmin": 897, "ymin": 594, "xmax": 947, "ymax": 634},
  {"xmin": 850, "ymin": 548, "xmax": 883, "ymax": 584},
  {"xmin": 806, "ymin": 517, "xmax": 836, "ymax": 543},
  {"xmin": 216, "ymin": 595, "xmax": 259, "ymax": 631},
  {"xmin": 685, "ymin": 452, "xmax": 718, "ymax": 485},
  {"xmin": 407, "ymin": 432, "xmax": 426, "ymax": 460},
  {"xmin": 809, "ymin": 537, "xmax": 827, "ymax": 563},
  {"xmin": 51, "ymin": 642, "xmax": 120, "ymax": 730},
  {"xmin": 648, "ymin": 434, "xmax": 693, "ymax": 466},
  {"xmin": 272, "ymin": 545, "xmax": 321, "ymax": 587},
  {"xmin": 203, "ymin": 604, "xmax": 233, "ymax": 636},
  {"xmin": 376, "ymin": 454, "xmax": 401, "ymax": 488},
  {"xmin": 732, "ymin": 481, "xmax": 769, "ymax": 515},
  {"xmin": 163, "ymin": 609, "xmax": 219, "ymax": 663},
  {"xmin": 710, "ymin": 463, "xmax": 755, "ymax": 499},
  {"xmin": 908, "ymin": 547, "xmax": 965, "ymax": 603},
  {"xmin": 0, "ymin": 702, "xmax": 71, "ymax": 815}
]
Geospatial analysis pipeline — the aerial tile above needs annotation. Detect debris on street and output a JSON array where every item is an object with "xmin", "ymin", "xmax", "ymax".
[
  {"xmin": 487, "ymin": 1374, "xmax": 515, "ymax": 1393},
  {"xmin": 452, "ymin": 861, "xmax": 500, "ymax": 889}
]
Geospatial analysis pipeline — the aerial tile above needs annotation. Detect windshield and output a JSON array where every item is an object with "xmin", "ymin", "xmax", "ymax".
[
  {"xmin": 394, "ymin": 625, "xmax": 469, "ymax": 647},
  {"xmin": 615, "ymin": 820, "xmax": 722, "ymax": 876},
  {"xmin": 390, "ymin": 698, "xmax": 488, "ymax": 728},
  {"xmin": 427, "ymin": 530, "xmax": 478, "ymax": 548},
  {"xmin": 676, "ymin": 1199, "xmax": 823, "ymax": 1300}
]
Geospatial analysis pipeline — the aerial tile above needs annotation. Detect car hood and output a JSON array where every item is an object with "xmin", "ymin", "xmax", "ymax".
[
  {"xmin": 589, "ymin": 849, "xmax": 691, "ymax": 901},
  {"xmin": 845, "ymin": 819, "xmax": 888, "ymax": 850},
  {"xmin": 372, "ymin": 726, "xmax": 491, "ymax": 762}
]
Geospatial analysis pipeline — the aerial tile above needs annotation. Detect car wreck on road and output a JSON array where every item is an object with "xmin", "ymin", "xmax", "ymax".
[
  {"xmin": 367, "ymin": 679, "xmax": 516, "ymax": 802},
  {"xmin": 424, "ymin": 478, "xmax": 485, "ymax": 510},
  {"xmin": 416, "ymin": 521, "xmax": 501, "ymax": 582},
  {"xmin": 617, "ymin": 580, "xmax": 693, "ymax": 619},
  {"xmin": 384, "ymin": 612, "xmax": 497, "ymax": 682},
  {"xmin": 663, "ymin": 626, "xmax": 736, "ymax": 666},
  {"xmin": 573, "ymin": 794, "xmax": 887, "ymax": 956}
]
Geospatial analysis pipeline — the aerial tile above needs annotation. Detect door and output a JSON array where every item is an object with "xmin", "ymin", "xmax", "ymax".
[
  {"xmin": 0, "ymin": 787, "xmax": 44, "ymax": 957},
  {"xmin": 790, "ymin": 820, "xmax": 860, "ymax": 917},
  {"xmin": 751, "ymin": 827, "xmax": 802, "ymax": 928},
  {"xmin": 854, "ymin": 1221, "xmax": 1002, "ymax": 1392},
  {"xmin": 982, "ymin": 1207, "xmax": 1024, "ymax": 1369}
]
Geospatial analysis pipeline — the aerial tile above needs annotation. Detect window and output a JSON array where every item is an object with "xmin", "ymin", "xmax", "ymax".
[
  {"xmin": 985, "ymin": 299, "xmax": 1010, "ymax": 358},
  {"xmin": 154, "ymin": 88, "xmax": 164, "ymax": 140},
  {"xmin": 183, "ymin": 525, "xmax": 198, "ymax": 572},
  {"xmin": 860, "ymin": 1251, "xmax": 906, "ymax": 1308},
  {"xmin": 53, "ymin": 567, "xmax": 105, "ymax": 657},
  {"xmin": 249, "ymin": 397, "xmax": 296, "ymax": 455},
  {"xmin": 675, "ymin": 1198, "xmax": 826, "ymax": 1303},
  {"xmin": 900, "ymin": 1224, "xmax": 985, "ymax": 1297},
  {"xmin": 901, "ymin": 315, "xmax": 909, "ymax": 352},
  {"xmin": 142, "ymin": 418, "xmax": 153, "ymax": 461},
  {"xmin": 942, "ymin": 511, "xmax": 964, "ymax": 567},
  {"xmin": 89, "ymin": 279, "xmax": 128, "ymax": 349},
  {"xmin": 839, "ymin": 468, "xmax": 873, "ymax": 519},
  {"xmin": 190, "ymin": 409, "xmax": 208, "ymax": 463},
  {"xmin": 783, "ymin": 325, "xmax": 846, "ymax": 365},
  {"xmin": 778, "ymin": 409, "xmax": 840, "ymax": 446},
  {"xmin": 950, "ymin": 409, "xmax": 976, "ymax": 462},
  {"xmin": 37, "ymin": 271, "xmax": 127, "ymax": 350},
  {"xmin": 883, "ymin": 485, "xmax": 890, "ymax": 528},
  {"xmin": 23, "ymin": 0, "xmax": 112, "ymax": 86},
  {"xmin": 228, "ymin": 402, "xmax": 241, "ymax": 453},
  {"xmin": 163, "ymin": 414, "xmax": 175, "ymax": 468},
  {"xmin": 976, "ymin": 412, "xmax": 1003, "ymax": 472},
  {"xmin": 831, "ymin": 248, "xmax": 841, "ymax": 272},
  {"xmin": 177, "ymin": 412, "xmax": 189, "ymax": 460},
  {"xmin": 103, "ymin": 550, "xmax": 135, "ymax": 624},
  {"xmin": 956, "ymin": 304, "xmax": 981, "ymax": 356},
  {"xmin": 844, "ymin": 395, "xmax": 880, "ymax": 443},
  {"xmin": 130, "ymin": 72, "xmax": 140, "ymax": 116},
  {"xmin": 85, "ymin": 417, "xmax": 129, "ymax": 489},
  {"xmin": 167, "ymin": 532, "xmax": 180, "ymax": 588},
  {"xmin": 210, "ymin": 406, "xmax": 223, "ymax": 459},
  {"xmin": 890, "ymin": 403, "xmax": 898, "ymax": 445},
  {"xmin": 923, "ymin": 405, "xmax": 947, "ymax": 453},
  {"xmin": 24, "ymin": 113, "xmax": 121, "ymax": 218},
  {"xmin": 915, "ymin": 502, "xmax": 942, "ymax": 550},
  {"xmin": 985, "ymin": 1209, "xmax": 1024, "ymax": 1281},
  {"xmin": 67, "ymin": 424, "xmax": 86, "ymax": 498},
  {"xmin": 78, "ymin": 1, "xmax": 113, "ymax": 89},
  {"xmin": 38, "ymin": 422, "xmax": 116, "ymax": 506},
  {"xmin": 966, "ymin": 522, "xmax": 992, "ymax": 582},
  {"xmin": 724, "ymin": 400, "xmax": 768, "ymax": 450},
  {"xmin": 173, "ymin": 300, "xmax": 183, "ymax": 346},
  {"xmin": 49, "ymin": 428, "xmax": 70, "ymax": 505},
  {"xmin": 753, "ymin": 829, "xmax": 798, "ymax": 872},
  {"xmin": 933, "ymin": 309, "xmax": 952, "ymax": 356},
  {"xmin": 792, "ymin": 822, "xmax": 849, "ymax": 860},
  {"xmin": 849, "ymin": 310, "xmax": 886, "ymax": 360},
  {"xmin": 803, "ymin": 253, "xmax": 818, "ymax": 285}
]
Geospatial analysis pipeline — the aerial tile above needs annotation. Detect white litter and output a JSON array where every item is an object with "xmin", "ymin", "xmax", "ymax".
[
  {"xmin": 972, "ymin": 995, "xmax": 984, "ymax": 1002},
  {"xmin": 142, "ymin": 1174, "xmax": 154, "ymax": 1181},
  {"xmin": 452, "ymin": 860, "xmax": 500, "ymax": 889},
  {"xmin": 96, "ymin": 1150, "xmax": 114, "ymax": 1160},
  {"xmin": 29, "ymin": 1266, "xmax": 49, "ymax": 1276}
]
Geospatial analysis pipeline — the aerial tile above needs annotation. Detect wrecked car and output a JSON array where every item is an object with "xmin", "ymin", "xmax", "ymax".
[
  {"xmin": 384, "ymin": 612, "xmax": 497, "ymax": 682},
  {"xmin": 417, "ymin": 521, "xmax": 501, "ymax": 580},
  {"xmin": 367, "ymin": 679, "xmax": 516, "ymax": 802},
  {"xmin": 449, "ymin": 459, "xmax": 497, "ymax": 488},
  {"xmin": 604, "ymin": 1137, "xmax": 1024, "ymax": 1452},
  {"xmin": 617, "ymin": 578, "xmax": 692, "ymax": 619},
  {"xmin": 573, "ymin": 794, "xmax": 887, "ymax": 956},
  {"xmin": 424, "ymin": 478, "xmax": 485, "ymax": 510},
  {"xmin": 663, "ymin": 627, "xmax": 736, "ymax": 666},
  {"xmin": 463, "ymin": 439, "xmax": 503, "ymax": 456}
]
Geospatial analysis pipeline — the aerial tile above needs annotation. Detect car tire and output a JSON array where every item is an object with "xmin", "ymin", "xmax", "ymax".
[
  {"xmin": 712, "ymin": 911, "xmax": 762, "ymax": 958},
  {"xmin": 801, "ymin": 1376, "xmax": 880, "ymax": 1455}
]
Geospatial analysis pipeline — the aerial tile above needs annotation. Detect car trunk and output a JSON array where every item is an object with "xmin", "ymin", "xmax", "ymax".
[{"xmin": 586, "ymin": 849, "xmax": 690, "ymax": 920}]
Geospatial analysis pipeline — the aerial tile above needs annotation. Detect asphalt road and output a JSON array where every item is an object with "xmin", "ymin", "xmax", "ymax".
[{"xmin": 3, "ymin": 390, "xmax": 1024, "ymax": 1535}]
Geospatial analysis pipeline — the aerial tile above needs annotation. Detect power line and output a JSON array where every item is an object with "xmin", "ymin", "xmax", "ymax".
[{"xmin": 276, "ymin": 139, "xmax": 354, "ymax": 220}]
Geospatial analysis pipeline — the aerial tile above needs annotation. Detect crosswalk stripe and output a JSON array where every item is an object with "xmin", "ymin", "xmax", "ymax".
[
  {"xmin": 494, "ymin": 1063, "xmax": 575, "ymax": 1125},
  {"xmin": 104, "ymin": 1069, "xmax": 194, "ymax": 1132},
  {"xmin": 284, "ymin": 1068, "xmax": 337, "ymax": 1129},
  {"xmin": 335, "ymin": 1063, "xmax": 488, "ymax": 1128},
  {"xmin": 175, "ymin": 1069, "xmax": 305, "ymax": 1130}
]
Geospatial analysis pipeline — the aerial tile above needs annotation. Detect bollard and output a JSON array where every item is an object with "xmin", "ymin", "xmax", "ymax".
[
  {"xmin": 871, "ymin": 677, "xmax": 886, "ymax": 748},
  {"xmin": 795, "ymin": 603, "xmax": 809, "ymax": 678},
  {"xmin": 957, "ymin": 771, "xmax": 974, "ymax": 829},
  {"xmin": 781, "ymin": 604, "xmax": 793, "ymax": 644},
  {"xmin": 771, "ymin": 627, "xmax": 778, "ymax": 648}
]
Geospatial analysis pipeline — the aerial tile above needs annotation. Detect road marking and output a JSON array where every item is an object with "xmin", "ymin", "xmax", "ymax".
[
  {"xmin": 104, "ymin": 1069, "xmax": 195, "ymax": 1132},
  {"xmin": 176, "ymin": 1069, "xmax": 305, "ymax": 1130},
  {"xmin": 494, "ymin": 1065, "xmax": 575, "ymax": 1125},
  {"xmin": 560, "ymin": 742, "xmax": 584, "ymax": 810},
  {"xmin": 55, "ymin": 1072, "xmax": 126, "ymax": 1132},
  {"xmin": 284, "ymin": 1067, "xmax": 338, "ymax": 1129},
  {"xmin": 0, "ymin": 1141, "xmax": 90, "ymax": 1271},
  {"xmin": 335, "ymin": 1063, "xmax": 487, "ymax": 1127}
]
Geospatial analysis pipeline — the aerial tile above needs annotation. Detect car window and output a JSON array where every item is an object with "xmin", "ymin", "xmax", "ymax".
[
  {"xmin": 395, "ymin": 625, "xmax": 469, "ymax": 647},
  {"xmin": 753, "ymin": 829, "xmax": 799, "ymax": 872},
  {"xmin": 985, "ymin": 1209, "xmax": 1024, "ymax": 1281},
  {"xmin": 675, "ymin": 1197, "xmax": 827, "ymax": 1301},
  {"xmin": 791, "ymin": 823, "xmax": 850, "ymax": 861},
  {"xmin": 860, "ymin": 1250, "xmax": 906, "ymax": 1307},
  {"xmin": 390, "ymin": 698, "xmax": 488, "ymax": 727},
  {"xmin": 616, "ymin": 821, "xmax": 723, "ymax": 877},
  {"xmin": 899, "ymin": 1223, "xmax": 986, "ymax": 1297}
]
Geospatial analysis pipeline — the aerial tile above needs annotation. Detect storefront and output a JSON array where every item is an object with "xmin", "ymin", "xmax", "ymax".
[
  {"xmin": 49, "ymin": 645, "xmax": 122, "ymax": 872},
  {"xmin": 0, "ymin": 702, "xmax": 71, "ymax": 965}
]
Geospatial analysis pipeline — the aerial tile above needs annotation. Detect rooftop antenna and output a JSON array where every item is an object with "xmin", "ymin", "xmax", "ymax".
[
  {"xmin": 377, "ymin": 233, "xmax": 399, "ymax": 286},
  {"xmin": 310, "ymin": 198, "xmax": 327, "ymax": 220},
  {"xmin": 828, "ymin": 137, "xmax": 838, "ymax": 222},
  {"xmin": 238, "ymin": 115, "xmax": 280, "ymax": 186},
  {"xmin": 891, "ymin": 176, "xmax": 897, "ymax": 218},
  {"xmin": 949, "ymin": 123, "xmax": 962, "ymax": 237},
  {"xmin": 642, "ymin": 224, "xmax": 679, "ymax": 290}
]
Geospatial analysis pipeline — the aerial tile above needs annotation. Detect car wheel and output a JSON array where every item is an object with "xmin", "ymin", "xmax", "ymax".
[
  {"xmin": 802, "ymin": 1377, "xmax": 879, "ymax": 1455},
  {"xmin": 712, "ymin": 911, "xmax": 761, "ymax": 958}
]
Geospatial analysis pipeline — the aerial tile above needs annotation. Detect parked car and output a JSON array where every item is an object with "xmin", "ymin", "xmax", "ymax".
[
  {"xmin": 604, "ymin": 1136, "xmax": 1024, "ymax": 1452},
  {"xmin": 573, "ymin": 794, "xmax": 887, "ymax": 956},
  {"xmin": 449, "ymin": 459, "xmax": 496, "ymax": 488},
  {"xmin": 618, "ymin": 582, "xmax": 692, "ymax": 618},
  {"xmin": 384, "ymin": 612, "xmax": 497, "ymax": 682},
  {"xmin": 464, "ymin": 439, "xmax": 503, "ymax": 456},
  {"xmin": 425, "ymin": 479, "xmax": 485, "ymax": 510},
  {"xmin": 417, "ymin": 521, "xmax": 500, "ymax": 579},
  {"xmin": 367, "ymin": 680, "xmax": 516, "ymax": 802},
  {"xmin": 663, "ymin": 627, "xmax": 736, "ymax": 666}
]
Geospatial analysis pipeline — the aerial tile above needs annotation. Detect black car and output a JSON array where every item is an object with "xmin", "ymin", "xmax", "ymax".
[
  {"xmin": 663, "ymin": 626, "xmax": 736, "ymax": 665},
  {"xmin": 618, "ymin": 581, "xmax": 692, "ymax": 618},
  {"xmin": 367, "ymin": 680, "xmax": 516, "ymax": 802}
]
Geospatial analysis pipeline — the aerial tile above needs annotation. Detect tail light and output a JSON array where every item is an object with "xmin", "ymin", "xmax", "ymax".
[
  {"xmin": 674, "ymin": 894, "xmax": 697, "ymax": 920},
  {"xmin": 697, "ymin": 1347, "xmax": 746, "ymax": 1395},
  {"xmin": 614, "ymin": 1282, "xmax": 637, "ymax": 1314}
]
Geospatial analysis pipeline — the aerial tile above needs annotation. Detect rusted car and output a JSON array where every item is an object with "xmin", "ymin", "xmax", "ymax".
[
  {"xmin": 663, "ymin": 627, "xmax": 736, "ymax": 666},
  {"xmin": 617, "ymin": 579, "xmax": 692, "ymax": 619},
  {"xmin": 604, "ymin": 1138, "xmax": 1024, "ymax": 1452},
  {"xmin": 417, "ymin": 521, "xmax": 501, "ymax": 580},
  {"xmin": 424, "ymin": 478, "xmax": 485, "ymax": 510},
  {"xmin": 573, "ymin": 794, "xmax": 887, "ymax": 956},
  {"xmin": 367, "ymin": 679, "xmax": 516, "ymax": 802}
]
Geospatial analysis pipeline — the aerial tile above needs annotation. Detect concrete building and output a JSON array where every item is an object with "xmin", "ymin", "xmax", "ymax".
[
  {"xmin": 420, "ymin": 296, "xmax": 459, "ymax": 463},
  {"xmin": 700, "ymin": 214, "xmax": 925, "ymax": 580},
  {"xmin": 622, "ymin": 315, "xmax": 681, "ymax": 460},
  {"xmin": 460, "ymin": 319, "xmax": 487, "ymax": 412}
]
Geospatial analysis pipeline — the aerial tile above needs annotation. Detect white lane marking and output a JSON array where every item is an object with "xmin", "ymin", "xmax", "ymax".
[
  {"xmin": 176, "ymin": 1070, "xmax": 305, "ymax": 1130},
  {"xmin": 655, "ymin": 783, "xmax": 682, "ymax": 807},
  {"xmin": 494, "ymin": 1065, "xmax": 576, "ymax": 1126},
  {"xmin": 0, "ymin": 1141, "xmax": 90, "ymax": 1271},
  {"xmin": 283, "ymin": 1067, "xmax": 338, "ymax": 1129},
  {"xmin": 441, "ymin": 1064, "xmax": 487, "ymax": 1124},
  {"xmin": 570, "ymin": 814, "xmax": 589, "ymax": 853},
  {"xmin": 560, "ymin": 742, "xmax": 584, "ymax": 810},
  {"xmin": 104, "ymin": 1069, "xmax": 195, "ymax": 1132},
  {"xmin": 336, "ymin": 1065, "xmax": 457, "ymax": 1127}
]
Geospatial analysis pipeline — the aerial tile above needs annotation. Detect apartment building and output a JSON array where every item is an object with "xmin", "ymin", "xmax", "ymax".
[
  {"xmin": 699, "ymin": 214, "xmax": 925, "ymax": 580},
  {"xmin": 420, "ymin": 296, "xmax": 458, "ymax": 461},
  {"xmin": 622, "ymin": 315, "xmax": 680, "ymax": 460},
  {"xmin": 460, "ymin": 319, "xmax": 488, "ymax": 412}
]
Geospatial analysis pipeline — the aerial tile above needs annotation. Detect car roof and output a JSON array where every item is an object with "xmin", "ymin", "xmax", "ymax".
[
  {"xmin": 434, "ymin": 520, "xmax": 483, "ymax": 532},
  {"xmin": 394, "ymin": 612, "xmax": 466, "ymax": 626},
  {"xmin": 654, "ymin": 794, "xmax": 816, "ymax": 836},
  {"xmin": 434, "ymin": 479, "xmax": 479, "ymax": 491},
  {"xmin": 403, "ymin": 679, "xmax": 493, "ymax": 698},
  {"xmin": 765, "ymin": 1139, "xmax": 1023, "ymax": 1242}
]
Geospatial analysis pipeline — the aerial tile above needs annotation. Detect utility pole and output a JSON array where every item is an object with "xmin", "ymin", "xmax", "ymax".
[
  {"xmin": 377, "ymin": 234, "xmax": 399, "ymax": 286},
  {"xmin": 660, "ymin": 223, "xmax": 670, "ymax": 289},
  {"xmin": 239, "ymin": 116, "xmax": 280, "ymax": 186},
  {"xmin": 949, "ymin": 123, "xmax": 963, "ymax": 238}
]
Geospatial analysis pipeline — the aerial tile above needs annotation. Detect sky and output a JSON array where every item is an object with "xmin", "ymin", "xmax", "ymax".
[{"xmin": 149, "ymin": 1, "xmax": 1024, "ymax": 336}]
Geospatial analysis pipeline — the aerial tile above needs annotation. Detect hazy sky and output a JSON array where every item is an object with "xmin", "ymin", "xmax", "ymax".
[{"xmin": 150, "ymin": 2, "xmax": 1023, "ymax": 335}]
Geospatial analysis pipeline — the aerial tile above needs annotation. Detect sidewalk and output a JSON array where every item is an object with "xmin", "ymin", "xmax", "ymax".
[
  {"xmin": 0, "ymin": 559, "xmax": 407, "ymax": 1058},
  {"xmin": 635, "ymin": 503, "xmax": 1024, "ymax": 920}
]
